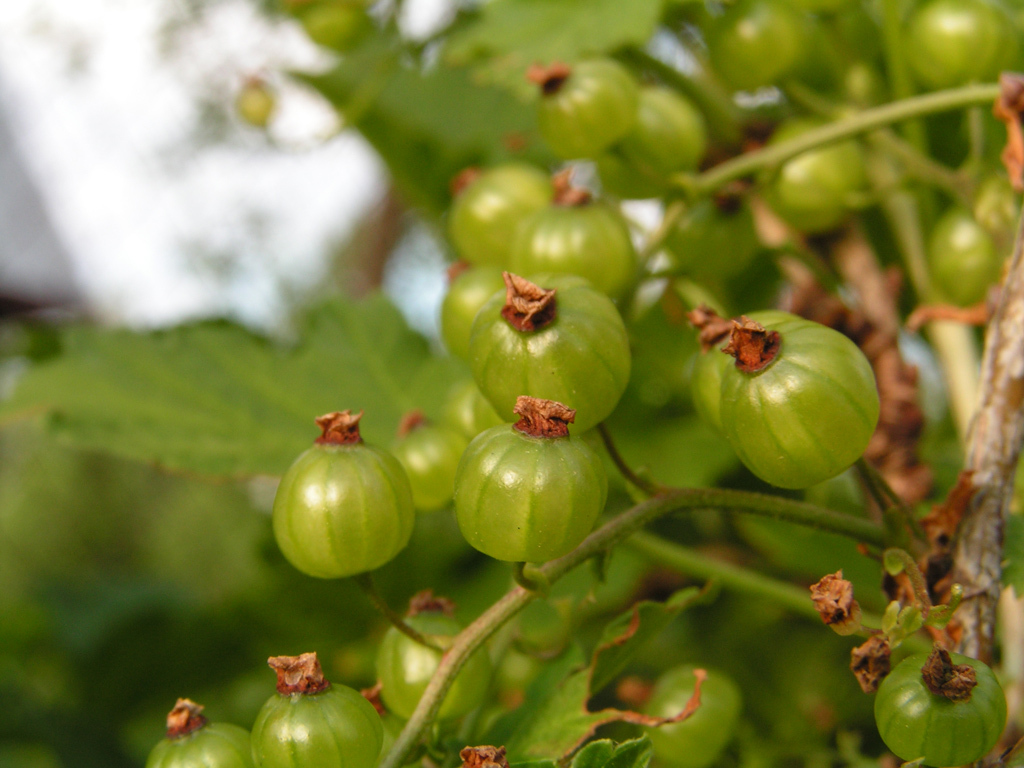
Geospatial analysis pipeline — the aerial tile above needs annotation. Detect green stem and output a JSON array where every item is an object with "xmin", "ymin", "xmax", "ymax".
[
  {"xmin": 781, "ymin": 80, "xmax": 840, "ymax": 118},
  {"xmin": 597, "ymin": 423, "xmax": 663, "ymax": 496},
  {"xmin": 639, "ymin": 200, "xmax": 688, "ymax": 264},
  {"xmin": 868, "ymin": 130, "xmax": 972, "ymax": 205},
  {"xmin": 617, "ymin": 47, "xmax": 744, "ymax": 146},
  {"xmin": 883, "ymin": 548, "xmax": 933, "ymax": 612},
  {"xmin": 879, "ymin": 0, "xmax": 926, "ymax": 149},
  {"xmin": 670, "ymin": 83, "xmax": 1000, "ymax": 199},
  {"xmin": 353, "ymin": 573, "xmax": 444, "ymax": 651},
  {"xmin": 512, "ymin": 562, "xmax": 550, "ymax": 593},
  {"xmin": 855, "ymin": 457, "xmax": 892, "ymax": 513},
  {"xmin": 378, "ymin": 488, "xmax": 885, "ymax": 768},
  {"xmin": 625, "ymin": 531, "xmax": 821, "ymax": 619},
  {"xmin": 966, "ymin": 106, "xmax": 986, "ymax": 165}
]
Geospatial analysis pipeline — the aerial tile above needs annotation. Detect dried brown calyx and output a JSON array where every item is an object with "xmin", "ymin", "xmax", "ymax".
[
  {"xmin": 268, "ymin": 652, "xmax": 332, "ymax": 695},
  {"xmin": 165, "ymin": 698, "xmax": 208, "ymax": 739},
  {"xmin": 850, "ymin": 635, "xmax": 891, "ymax": 694},
  {"xmin": 513, "ymin": 396, "xmax": 575, "ymax": 438},
  {"xmin": 450, "ymin": 167, "xmax": 482, "ymax": 197},
  {"xmin": 526, "ymin": 62, "xmax": 572, "ymax": 96},
  {"xmin": 461, "ymin": 746, "xmax": 510, "ymax": 768},
  {"xmin": 314, "ymin": 410, "xmax": 363, "ymax": 446},
  {"xmin": 397, "ymin": 409, "xmax": 427, "ymax": 437},
  {"xmin": 551, "ymin": 169, "xmax": 591, "ymax": 207},
  {"xmin": 408, "ymin": 589, "xmax": 456, "ymax": 618},
  {"xmin": 723, "ymin": 317, "xmax": 781, "ymax": 373},
  {"xmin": 501, "ymin": 273, "xmax": 557, "ymax": 332},
  {"xmin": 921, "ymin": 647, "xmax": 977, "ymax": 701},
  {"xmin": 810, "ymin": 571, "xmax": 862, "ymax": 635},
  {"xmin": 686, "ymin": 304, "xmax": 734, "ymax": 353}
]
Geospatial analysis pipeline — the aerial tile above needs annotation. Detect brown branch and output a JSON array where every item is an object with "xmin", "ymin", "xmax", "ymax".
[{"xmin": 953, "ymin": 200, "xmax": 1024, "ymax": 661}]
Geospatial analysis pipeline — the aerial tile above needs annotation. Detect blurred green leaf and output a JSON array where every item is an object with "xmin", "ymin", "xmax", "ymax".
[
  {"xmin": 300, "ymin": 37, "xmax": 550, "ymax": 215},
  {"xmin": 590, "ymin": 587, "xmax": 705, "ymax": 694},
  {"xmin": 0, "ymin": 296, "xmax": 462, "ymax": 477},
  {"xmin": 571, "ymin": 738, "xmax": 652, "ymax": 768},
  {"xmin": 444, "ymin": 0, "xmax": 667, "ymax": 97},
  {"xmin": 1003, "ymin": 514, "xmax": 1024, "ymax": 596}
]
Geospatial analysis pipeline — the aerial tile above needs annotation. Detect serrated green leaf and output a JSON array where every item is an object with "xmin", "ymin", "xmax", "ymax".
[
  {"xmin": 299, "ymin": 37, "xmax": 550, "ymax": 215},
  {"xmin": 506, "ymin": 667, "xmax": 604, "ymax": 759},
  {"xmin": 0, "ymin": 295, "xmax": 463, "ymax": 478},
  {"xmin": 571, "ymin": 740, "xmax": 615, "ymax": 768},
  {"xmin": 511, "ymin": 761, "xmax": 558, "ymax": 768},
  {"xmin": 572, "ymin": 738, "xmax": 652, "ymax": 768},
  {"xmin": 1003, "ymin": 514, "xmax": 1024, "ymax": 596},
  {"xmin": 485, "ymin": 644, "xmax": 588, "ymax": 754},
  {"xmin": 605, "ymin": 738, "xmax": 653, "ymax": 768},
  {"xmin": 444, "ymin": 0, "xmax": 666, "ymax": 97},
  {"xmin": 589, "ymin": 587, "xmax": 705, "ymax": 695}
]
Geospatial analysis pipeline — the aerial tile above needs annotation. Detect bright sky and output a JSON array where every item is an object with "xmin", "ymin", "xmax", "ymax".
[{"xmin": 0, "ymin": 0, "xmax": 410, "ymax": 329}]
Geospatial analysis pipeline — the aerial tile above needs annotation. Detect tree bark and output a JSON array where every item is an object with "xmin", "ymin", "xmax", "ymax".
[{"xmin": 954, "ymin": 203, "xmax": 1024, "ymax": 661}]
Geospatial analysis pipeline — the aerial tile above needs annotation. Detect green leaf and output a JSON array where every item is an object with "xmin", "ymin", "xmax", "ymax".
[
  {"xmin": 487, "ymin": 591, "xmax": 705, "ymax": 762},
  {"xmin": 299, "ymin": 37, "xmax": 550, "ymax": 215},
  {"xmin": 589, "ymin": 587, "xmax": 705, "ymax": 694},
  {"xmin": 485, "ymin": 644, "xmax": 588, "ymax": 755},
  {"xmin": 505, "ymin": 665, "xmax": 605, "ymax": 759},
  {"xmin": 0, "ymin": 295, "xmax": 463, "ymax": 478},
  {"xmin": 603, "ymin": 738, "xmax": 653, "ymax": 768},
  {"xmin": 444, "ymin": 0, "xmax": 667, "ymax": 97},
  {"xmin": 572, "ymin": 739, "xmax": 653, "ymax": 768},
  {"xmin": 1003, "ymin": 514, "xmax": 1024, "ymax": 596},
  {"xmin": 571, "ymin": 740, "xmax": 616, "ymax": 768}
]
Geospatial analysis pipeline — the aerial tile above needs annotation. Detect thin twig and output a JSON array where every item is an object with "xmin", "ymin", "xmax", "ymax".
[
  {"xmin": 639, "ymin": 200, "xmax": 688, "ymax": 264},
  {"xmin": 353, "ymin": 573, "xmax": 444, "ymax": 651},
  {"xmin": 597, "ymin": 423, "xmax": 663, "ymax": 496},
  {"xmin": 671, "ymin": 83, "xmax": 1000, "ymax": 199},
  {"xmin": 953, "ymin": 199, "xmax": 1024, "ymax": 661}
]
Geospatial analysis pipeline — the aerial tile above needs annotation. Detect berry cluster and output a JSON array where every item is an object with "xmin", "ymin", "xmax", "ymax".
[{"xmin": 199, "ymin": 0, "xmax": 1024, "ymax": 765}]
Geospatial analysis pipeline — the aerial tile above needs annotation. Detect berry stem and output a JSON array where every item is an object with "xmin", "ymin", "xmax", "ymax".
[
  {"xmin": 511, "ymin": 562, "xmax": 550, "ymax": 593},
  {"xmin": 868, "ymin": 130, "xmax": 973, "ymax": 206},
  {"xmin": 616, "ymin": 47, "xmax": 743, "ymax": 147},
  {"xmin": 354, "ymin": 573, "xmax": 444, "ymax": 651},
  {"xmin": 378, "ymin": 488, "xmax": 885, "ymax": 768},
  {"xmin": 626, "ymin": 531, "xmax": 821, "ymax": 619},
  {"xmin": 596, "ymin": 423, "xmax": 663, "ymax": 496},
  {"xmin": 671, "ymin": 83, "xmax": 1000, "ymax": 199},
  {"xmin": 639, "ymin": 200, "xmax": 688, "ymax": 265},
  {"xmin": 883, "ymin": 548, "xmax": 934, "ymax": 614},
  {"xmin": 879, "ymin": 0, "xmax": 926, "ymax": 149}
]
